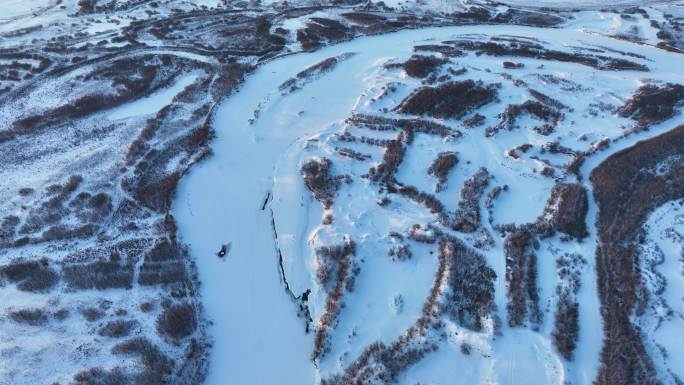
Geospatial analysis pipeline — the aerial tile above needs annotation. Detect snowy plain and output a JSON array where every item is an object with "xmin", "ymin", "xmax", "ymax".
[{"xmin": 173, "ymin": 20, "xmax": 684, "ymax": 385}]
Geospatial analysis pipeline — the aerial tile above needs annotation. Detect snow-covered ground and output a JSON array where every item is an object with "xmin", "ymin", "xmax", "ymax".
[
  {"xmin": 0, "ymin": 0, "xmax": 54, "ymax": 21},
  {"xmin": 497, "ymin": 0, "xmax": 676, "ymax": 9},
  {"xmin": 638, "ymin": 200, "xmax": 684, "ymax": 382},
  {"xmin": 174, "ymin": 21, "xmax": 684, "ymax": 384}
]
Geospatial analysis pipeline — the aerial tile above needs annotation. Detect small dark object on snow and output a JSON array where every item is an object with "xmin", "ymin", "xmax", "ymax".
[
  {"xmin": 217, "ymin": 243, "xmax": 231, "ymax": 258},
  {"xmin": 503, "ymin": 61, "xmax": 524, "ymax": 69}
]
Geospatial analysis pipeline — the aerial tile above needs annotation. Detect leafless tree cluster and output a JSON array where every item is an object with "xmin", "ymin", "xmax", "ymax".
[
  {"xmin": 313, "ymin": 238, "xmax": 357, "ymax": 362},
  {"xmin": 504, "ymin": 228, "xmax": 542, "ymax": 328},
  {"xmin": 427, "ymin": 151, "xmax": 458, "ymax": 192},
  {"xmin": 440, "ymin": 168, "xmax": 491, "ymax": 233},
  {"xmin": 395, "ymin": 80, "xmax": 498, "ymax": 120}
]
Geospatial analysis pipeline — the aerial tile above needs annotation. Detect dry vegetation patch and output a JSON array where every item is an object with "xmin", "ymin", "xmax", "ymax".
[
  {"xmin": 591, "ymin": 125, "xmax": 684, "ymax": 385},
  {"xmin": 394, "ymin": 80, "xmax": 498, "ymax": 120},
  {"xmin": 387, "ymin": 55, "xmax": 448, "ymax": 78},
  {"xmin": 535, "ymin": 183, "xmax": 589, "ymax": 240},
  {"xmin": 427, "ymin": 152, "xmax": 458, "ymax": 193},
  {"xmin": 618, "ymin": 83, "xmax": 684, "ymax": 128}
]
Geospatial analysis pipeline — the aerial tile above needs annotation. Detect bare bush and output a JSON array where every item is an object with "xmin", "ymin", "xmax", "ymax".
[
  {"xmin": 394, "ymin": 80, "xmax": 498, "ymax": 120},
  {"xmin": 590, "ymin": 126, "xmax": 684, "ymax": 385},
  {"xmin": 145, "ymin": 239, "xmax": 180, "ymax": 262},
  {"xmin": 296, "ymin": 18, "xmax": 351, "ymax": 50},
  {"xmin": 449, "ymin": 38, "xmax": 648, "ymax": 71},
  {"xmin": 0, "ymin": 215, "xmax": 19, "ymax": 245},
  {"xmin": 156, "ymin": 302, "xmax": 197, "ymax": 341},
  {"xmin": 81, "ymin": 307, "xmax": 105, "ymax": 321},
  {"xmin": 394, "ymin": 55, "xmax": 448, "ymax": 78},
  {"xmin": 440, "ymin": 238, "xmax": 496, "ymax": 331},
  {"xmin": 367, "ymin": 134, "xmax": 405, "ymax": 186},
  {"xmin": 73, "ymin": 367, "xmax": 128, "ymax": 385},
  {"xmin": 98, "ymin": 319, "xmax": 138, "ymax": 338},
  {"xmin": 427, "ymin": 152, "xmax": 458, "ymax": 192},
  {"xmin": 552, "ymin": 296, "xmax": 579, "ymax": 361},
  {"xmin": 413, "ymin": 44, "xmax": 464, "ymax": 57},
  {"xmin": 441, "ymin": 168, "xmax": 490, "ymax": 232},
  {"xmin": 63, "ymin": 259, "xmax": 134, "ymax": 290},
  {"xmin": 504, "ymin": 228, "xmax": 542, "ymax": 328},
  {"xmin": 462, "ymin": 113, "xmax": 485, "ymax": 128},
  {"xmin": 313, "ymin": 238, "xmax": 356, "ymax": 362},
  {"xmin": 131, "ymin": 171, "xmax": 181, "ymax": 213},
  {"xmin": 487, "ymin": 100, "xmax": 562, "ymax": 137},
  {"xmin": 397, "ymin": 185, "xmax": 444, "ymax": 214},
  {"xmin": 503, "ymin": 61, "xmax": 524, "ymax": 69},
  {"xmin": 408, "ymin": 224, "xmax": 438, "ymax": 244},
  {"xmin": 139, "ymin": 261, "xmax": 188, "ymax": 286},
  {"xmin": 301, "ymin": 158, "xmax": 343, "ymax": 209},
  {"xmin": 618, "ymin": 83, "xmax": 684, "ymax": 128},
  {"xmin": 551, "ymin": 253, "xmax": 585, "ymax": 360},
  {"xmin": 112, "ymin": 337, "xmax": 173, "ymax": 383},
  {"xmin": 1, "ymin": 258, "xmax": 59, "ymax": 292},
  {"xmin": 535, "ymin": 183, "xmax": 588, "ymax": 239},
  {"xmin": 388, "ymin": 244, "xmax": 412, "ymax": 261},
  {"xmin": 9, "ymin": 308, "xmax": 48, "ymax": 326}
]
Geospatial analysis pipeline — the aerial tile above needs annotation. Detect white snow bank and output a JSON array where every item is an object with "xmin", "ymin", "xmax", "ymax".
[{"xmin": 107, "ymin": 74, "xmax": 198, "ymax": 120}]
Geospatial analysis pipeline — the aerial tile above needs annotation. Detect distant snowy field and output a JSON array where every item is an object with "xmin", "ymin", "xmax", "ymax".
[
  {"xmin": 0, "ymin": 0, "xmax": 53, "ymax": 20},
  {"xmin": 497, "ymin": 0, "xmax": 676, "ymax": 8}
]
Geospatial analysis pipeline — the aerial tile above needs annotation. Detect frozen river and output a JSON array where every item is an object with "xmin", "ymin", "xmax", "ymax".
[{"xmin": 172, "ymin": 23, "xmax": 684, "ymax": 385}]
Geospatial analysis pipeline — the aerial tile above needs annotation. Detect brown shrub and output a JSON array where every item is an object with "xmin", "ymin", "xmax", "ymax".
[
  {"xmin": 551, "ymin": 254, "xmax": 586, "ymax": 361},
  {"xmin": 112, "ymin": 337, "xmax": 173, "ymax": 382},
  {"xmin": 442, "ymin": 168, "xmax": 491, "ymax": 232},
  {"xmin": 396, "ymin": 185, "xmax": 444, "ymax": 214},
  {"xmin": 1, "ymin": 258, "xmax": 59, "ymax": 292},
  {"xmin": 9, "ymin": 308, "xmax": 48, "ymax": 326},
  {"xmin": 145, "ymin": 240, "xmax": 180, "ymax": 262},
  {"xmin": 462, "ymin": 113, "xmax": 485, "ymax": 128},
  {"xmin": 440, "ymin": 238, "xmax": 496, "ymax": 331},
  {"xmin": 297, "ymin": 18, "xmax": 350, "ymax": 50},
  {"xmin": 504, "ymin": 229, "xmax": 542, "ymax": 328},
  {"xmin": 0, "ymin": 215, "xmax": 20, "ymax": 245},
  {"xmin": 156, "ymin": 302, "xmax": 197, "ymax": 341},
  {"xmin": 73, "ymin": 367, "xmax": 128, "ymax": 385},
  {"xmin": 552, "ymin": 295, "xmax": 580, "ymax": 361},
  {"xmin": 301, "ymin": 158, "xmax": 343, "ymax": 209},
  {"xmin": 98, "ymin": 319, "xmax": 138, "ymax": 338},
  {"xmin": 63, "ymin": 259, "xmax": 134, "ymax": 290},
  {"xmin": 367, "ymin": 134, "xmax": 405, "ymax": 186},
  {"xmin": 528, "ymin": 89, "xmax": 567, "ymax": 110},
  {"xmin": 488, "ymin": 100, "xmax": 562, "ymax": 137},
  {"xmin": 132, "ymin": 171, "xmax": 181, "ymax": 213},
  {"xmin": 395, "ymin": 80, "xmax": 498, "ymax": 120},
  {"xmin": 81, "ymin": 307, "xmax": 105, "ymax": 321},
  {"xmin": 535, "ymin": 183, "xmax": 589, "ymax": 239},
  {"xmin": 590, "ymin": 125, "xmax": 684, "ymax": 385},
  {"xmin": 398, "ymin": 55, "xmax": 448, "ymax": 78},
  {"xmin": 413, "ymin": 44, "xmax": 465, "ymax": 57},
  {"xmin": 138, "ymin": 261, "xmax": 188, "ymax": 286},
  {"xmin": 388, "ymin": 244, "xmax": 412, "ymax": 261},
  {"xmin": 503, "ymin": 61, "xmax": 524, "ymax": 69},
  {"xmin": 427, "ymin": 152, "xmax": 458, "ymax": 192},
  {"xmin": 449, "ymin": 38, "xmax": 648, "ymax": 71},
  {"xmin": 618, "ymin": 83, "xmax": 684, "ymax": 128},
  {"xmin": 313, "ymin": 238, "xmax": 356, "ymax": 362}
]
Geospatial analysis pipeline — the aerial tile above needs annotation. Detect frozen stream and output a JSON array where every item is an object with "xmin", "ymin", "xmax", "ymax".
[{"xmin": 172, "ymin": 23, "xmax": 684, "ymax": 385}]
